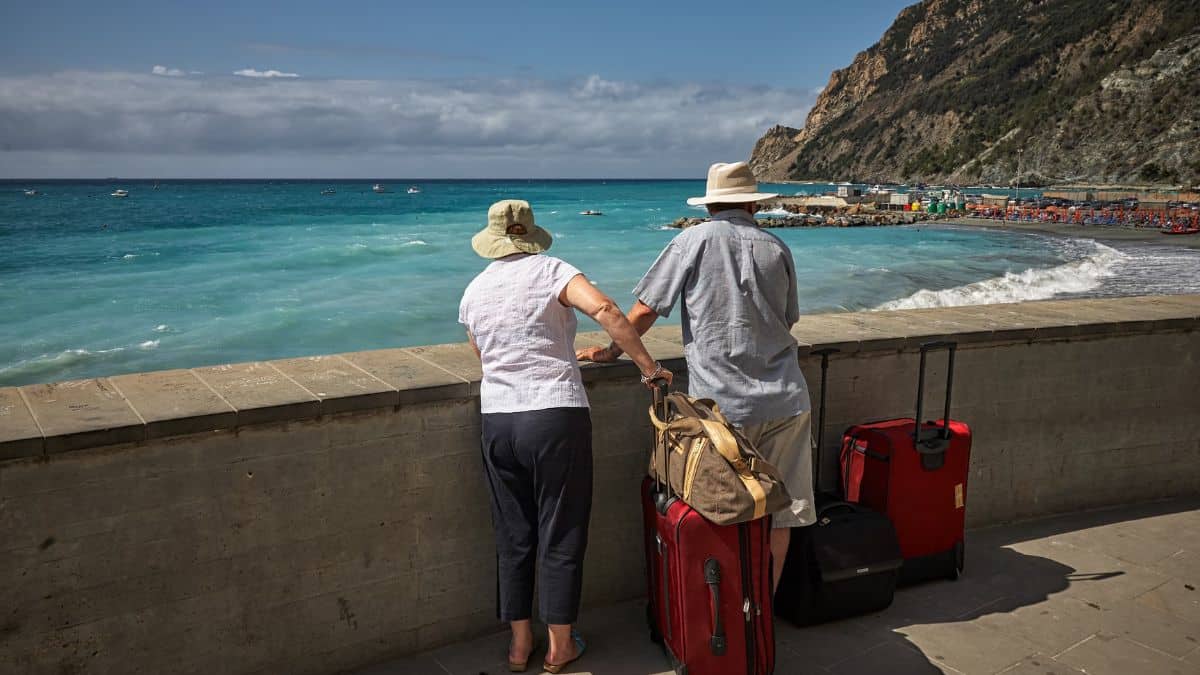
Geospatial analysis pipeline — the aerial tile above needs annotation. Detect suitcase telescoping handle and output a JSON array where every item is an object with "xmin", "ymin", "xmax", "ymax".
[
  {"xmin": 914, "ymin": 341, "xmax": 957, "ymax": 466},
  {"xmin": 651, "ymin": 380, "xmax": 676, "ymax": 515},
  {"xmin": 811, "ymin": 347, "xmax": 840, "ymax": 490}
]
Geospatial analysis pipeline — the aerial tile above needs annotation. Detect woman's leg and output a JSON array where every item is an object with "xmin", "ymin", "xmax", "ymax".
[
  {"xmin": 480, "ymin": 412, "xmax": 539, "ymax": 662},
  {"xmin": 516, "ymin": 408, "xmax": 593, "ymax": 666}
]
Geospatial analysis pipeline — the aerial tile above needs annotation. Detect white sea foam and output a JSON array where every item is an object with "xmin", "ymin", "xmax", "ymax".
[
  {"xmin": 402, "ymin": 240, "xmax": 427, "ymax": 247},
  {"xmin": 154, "ymin": 324, "xmax": 170, "ymax": 332},
  {"xmin": 877, "ymin": 242, "xmax": 1127, "ymax": 310},
  {"xmin": 122, "ymin": 254, "xmax": 138, "ymax": 259},
  {"xmin": 757, "ymin": 207, "xmax": 793, "ymax": 217},
  {"xmin": 139, "ymin": 340, "xmax": 160, "ymax": 349}
]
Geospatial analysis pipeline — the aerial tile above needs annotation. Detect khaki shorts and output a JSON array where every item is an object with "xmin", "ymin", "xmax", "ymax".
[{"xmin": 737, "ymin": 412, "xmax": 815, "ymax": 528}]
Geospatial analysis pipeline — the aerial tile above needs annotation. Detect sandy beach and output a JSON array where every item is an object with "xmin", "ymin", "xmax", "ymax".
[{"xmin": 943, "ymin": 217, "xmax": 1200, "ymax": 250}]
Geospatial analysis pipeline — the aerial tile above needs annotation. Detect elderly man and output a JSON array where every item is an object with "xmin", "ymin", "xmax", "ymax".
[{"xmin": 578, "ymin": 161, "xmax": 813, "ymax": 590}]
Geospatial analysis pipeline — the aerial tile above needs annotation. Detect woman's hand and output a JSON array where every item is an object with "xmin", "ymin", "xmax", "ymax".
[{"xmin": 642, "ymin": 365, "xmax": 674, "ymax": 390}]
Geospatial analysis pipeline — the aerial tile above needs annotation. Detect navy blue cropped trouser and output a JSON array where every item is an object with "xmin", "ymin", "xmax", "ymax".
[{"xmin": 480, "ymin": 407, "xmax": 593, "ymax": 625}]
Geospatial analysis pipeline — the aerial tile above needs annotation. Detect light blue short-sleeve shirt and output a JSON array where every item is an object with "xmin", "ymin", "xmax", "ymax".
[{"xmin": 634, "ymin": 209, "xmax": 810, "ymax": 426}]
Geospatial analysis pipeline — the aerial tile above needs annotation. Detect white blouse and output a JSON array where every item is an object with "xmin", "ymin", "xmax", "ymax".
[{"xmin": 459, "ymin": 254, "xmax": 589, "ymax": 413}]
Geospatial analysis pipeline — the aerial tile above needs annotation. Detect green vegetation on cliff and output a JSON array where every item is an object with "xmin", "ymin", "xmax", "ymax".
[{"xmin": 750, "ymin": 0, "xmax": 1200, "ymax": 186}]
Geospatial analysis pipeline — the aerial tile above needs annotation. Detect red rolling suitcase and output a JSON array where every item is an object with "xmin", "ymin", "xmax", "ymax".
[
  {"xmin": 641, "ymin": 386, "xmax": 775, "ymax": 675},
  {"xmin": 840, "ymin": 341, "xmax": 972, "ymax": 585}
]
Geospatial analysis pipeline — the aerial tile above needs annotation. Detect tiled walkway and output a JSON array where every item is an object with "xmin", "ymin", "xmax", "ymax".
[{"xmin": 357, "ymin": 499, "xmax": 1200, "ymax": 674}]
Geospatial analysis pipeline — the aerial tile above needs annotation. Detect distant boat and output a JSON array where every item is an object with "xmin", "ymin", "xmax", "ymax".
[
  {"xmin": 372, "ymin": 184, "xmax": 388, "ymax": 193},
  {"xmin": 23, "ymin": 188, "xmax": 38, "ymax": 196},
  {"xmin": 580, "ymin": 210, "xmax": 603, "ymax": 216},
  {"xmin": 321, "ymin": 188, "xmax": 336, "ymax": 195},
  {"xmin": 111, "ymin": 189, "xmax": 129, "ymax": 198},
  {"xmin": 407, "ymin": 186, "xmax": 421, "ymax": 194}
]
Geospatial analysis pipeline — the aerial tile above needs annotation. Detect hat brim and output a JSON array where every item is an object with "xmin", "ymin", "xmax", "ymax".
[
  {"xmin": 686, "ymin": 192, "xmax": 779, "ymax": 206},
  {"xmin": 471, "ymin": 225, "xmax": 553, "ymax": 259}
]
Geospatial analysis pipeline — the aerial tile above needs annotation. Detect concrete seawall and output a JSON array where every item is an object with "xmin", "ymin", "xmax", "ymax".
[{"xmin": 2, "ymin": 295, "xmax": 1199, "ymax": 674}]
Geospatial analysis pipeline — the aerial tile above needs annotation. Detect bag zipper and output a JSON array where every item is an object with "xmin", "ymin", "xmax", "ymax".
[
  {"xmin": 738, "ymin": 524, "xmax": 756, "ymax": 674},
  {"xmin": 656, "ymin": 533, "xmax": 671, "ymax": 641}
]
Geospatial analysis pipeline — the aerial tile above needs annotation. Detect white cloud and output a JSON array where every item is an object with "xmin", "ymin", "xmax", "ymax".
[
  {"xmin": 0, "ymin": 70, "xmax": 815, "ymax": 177},
  {"xmin": 233, "ymin": 68, "xmax": 300, "ymax": 78},
  {"xmin": 151, "ymin": 65, "xmax": 185, "ymax": 77}
]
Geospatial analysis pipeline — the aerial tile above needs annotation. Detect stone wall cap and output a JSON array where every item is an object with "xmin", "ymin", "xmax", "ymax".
[{"xmin": 3, "ymin": 294, "xmax": 1197, "ymax": 461}]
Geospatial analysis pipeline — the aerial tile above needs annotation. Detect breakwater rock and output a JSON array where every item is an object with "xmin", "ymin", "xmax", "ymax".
[{"xmin": 666, "ymin": 212, "xmax": 944, "ymax": 229}]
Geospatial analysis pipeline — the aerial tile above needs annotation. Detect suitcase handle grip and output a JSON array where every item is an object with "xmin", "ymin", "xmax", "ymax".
[
  {"xmin": 915, "ymin": 341, "xmax": 956, "ymax": 447},
  {"xmin": 703, "ymin": 558, "xmax": 726, "ymax": 656}
]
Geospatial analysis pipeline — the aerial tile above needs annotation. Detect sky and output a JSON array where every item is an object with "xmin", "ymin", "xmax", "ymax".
[{"xmin": 0, "ymin": 0, "xmax": 915, "ymax": 178}]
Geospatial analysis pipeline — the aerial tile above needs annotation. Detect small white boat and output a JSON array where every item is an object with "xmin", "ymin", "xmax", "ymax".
[
  {"xmin": 111, "ymin": 189, "xmax": 129, "ymax": 198},
  {"xmin": 23, "ymin": 188, "xmax": 38, "ymax": 196},
  {"xmin": 321, "ymin": 188, "xmax": 336, "ymax": 195},
  {"xmin": 579, "ymin": 210, "xmax": 603, "ymax": 216},
  {"xmin": 372, "ymin": 183, "xmax": 388, "ymax": 193},
  {"xmin": 407, "ymin": 186, "xmax": 421, "ymax": 194}
]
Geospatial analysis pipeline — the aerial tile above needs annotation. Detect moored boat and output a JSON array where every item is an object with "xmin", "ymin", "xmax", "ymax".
[
  {"xmin": 372, "ymin": 184, "xmax": 388, "ymax": 193},
  {"xmin": 111, "ymin": 189, "xmax": 129, "ymax": 198}
]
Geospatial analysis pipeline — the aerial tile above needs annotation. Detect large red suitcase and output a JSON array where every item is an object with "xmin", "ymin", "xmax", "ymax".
[
  {"xmin": 641, "ymin": 386, "xmax": 775, "ymax": 675},
  {"xmin": 840, "ymin": 341, "xmax": 972, "ymax": 585}
]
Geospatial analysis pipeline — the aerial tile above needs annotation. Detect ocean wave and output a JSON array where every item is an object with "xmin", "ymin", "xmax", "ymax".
[
  {"xmin": 139, "ymin": 340, "xmax": 160, "ymax": 349},
  {"xmin": 154, "ymin": 324, "xmax": 170, "ymax": 332},
  {"xmin": 757, "ymin": 207, "xmax": 793, "ymax": 217},
  {"xmin": 876, "ymin": 242, "xmax": 1126, "ymax": 310},
  {"xmin": 0, "ymin": 347, "xmax": 125, "ymax": 383},
  {"xmin": 402, "ymin": 240, "xmax": 427, "ymax": 247}
]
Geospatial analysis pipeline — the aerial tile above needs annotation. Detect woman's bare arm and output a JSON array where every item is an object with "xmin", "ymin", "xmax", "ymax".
[{"xmin": 560, "ymin": 275, "xmax": 673, "ymax": 387}]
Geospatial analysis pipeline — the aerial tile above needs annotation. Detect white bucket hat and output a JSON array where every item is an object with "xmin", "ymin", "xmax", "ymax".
[
  {"xmin": 471, "ymin": 199, "xmax": 553, "ymax": 259},
  {"xmin": 686, "ymin": 161, "xmax": 778, "ymax": 206}
]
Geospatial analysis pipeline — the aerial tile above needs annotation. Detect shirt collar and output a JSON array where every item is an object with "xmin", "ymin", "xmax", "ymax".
[{"xmin": 711, "ymin": 208, "xmax": 758, "ymax": 226}]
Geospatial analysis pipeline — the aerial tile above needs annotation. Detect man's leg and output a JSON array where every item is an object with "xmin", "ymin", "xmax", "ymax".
[{"xmin": 739, "ymin": 412, "xmax": 816, "ymax": 593}]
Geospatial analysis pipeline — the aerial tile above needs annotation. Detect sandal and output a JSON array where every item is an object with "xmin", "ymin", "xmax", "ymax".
[
  {"xmin": 507, "ymin": 638, "xmax": 539, "ymax": 673},
  {"xmin": 542, "ymin": 630, "xmax": 586, "ymax": 674}
]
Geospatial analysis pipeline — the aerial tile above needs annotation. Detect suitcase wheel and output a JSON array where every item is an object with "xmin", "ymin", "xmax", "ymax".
[
  {"xmin": 949, "ymin": 540, "xmax": 965, "ymax": 580},
  {"xmin": 646, "ymin": 602, "xmax": 663, "ymax": 644}
]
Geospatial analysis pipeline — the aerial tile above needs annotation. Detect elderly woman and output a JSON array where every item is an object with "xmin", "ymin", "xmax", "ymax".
[{"xmin": 459, "ymin": 200, "xmax": 672, "ymax": 673}]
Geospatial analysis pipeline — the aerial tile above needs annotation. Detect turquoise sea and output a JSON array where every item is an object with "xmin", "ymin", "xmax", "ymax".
[{"xmin": 4, "ymin": 179, "xmax": 1199, "ymax": 386}]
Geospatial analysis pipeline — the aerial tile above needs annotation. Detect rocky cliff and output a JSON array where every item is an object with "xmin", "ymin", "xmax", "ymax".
[{"xmin": 750, "ymin": 0, "xmax": 1200, "ymax": 186}]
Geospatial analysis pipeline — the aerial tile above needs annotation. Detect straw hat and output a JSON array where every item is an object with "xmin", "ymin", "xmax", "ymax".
[
  {"xmin": 686, "ymin": 162, "xmax": 778, "ymax": 206},
  {"xmin": 471, "ymin": 199, "xmax": 553, "ymax": 259}
]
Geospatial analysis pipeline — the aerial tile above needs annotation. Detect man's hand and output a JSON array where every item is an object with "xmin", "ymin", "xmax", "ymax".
[{"xmin": 576, "ymin": 345, "xmax": 620, "ymax": 363}]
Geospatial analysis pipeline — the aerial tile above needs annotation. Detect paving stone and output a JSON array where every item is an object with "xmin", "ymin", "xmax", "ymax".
[
  {"xmin": 975, "ymin": 596, "xmax": 1103, "ymax": 656},
  {"xmin": 0, "ymin": 387, "xmax": 42, "ymax": 459},
  {"xmin": 191, "ymin": 361, "xmax": 320, "ymax": 426},
  {"xmin": 1135, "ymin": 579, "xmax": 1200, "ymax": 625},
  {"xmin": 826, "ymin": 638, "xmax": 948, "ymax": 675},
  {"xmin": 1053, "ymin": 523, "xmax": 1185, "ymax": 567},
  {"xmin": 1009, "ymin": 538, "xmax": 1170, "ymax": 609},
  {"xmin": 108, "ymin": 369, "xmax": 236, "ymax": 439},
  {"xmin": 271, "ymin": 354, "xmax": 398, "ymax": 414},
  {"xmin": 340, "ymin": 348, "xmax": 470, "ymax": 404},
  {"xmin": 900, "ymin": 618, "xmax": 1041, "ymax": 674},
  {"xmin": 352, "ymin": 653, "xmax": 449, "ymax": 675},
  {"xmin": 996, "ymin": 654, "xmax": 1086, "ymax": 674},
  {"xmin": 1099, "ymin": 598, "xmax": 1200, "ymax": 658},
  {"xmin": 776, "ymin": 616, "xmax": 895, "ymax": 668},
  {"xmin": 1152, "ymin": 550, "xmax": 1200, "ymax": 585},
  {"xmin": 790, "ymin": 314, "xmax": 906, "ymax": 353},
  {"xmin": 20, "ymin": 378, "xmax": 144, "ymax": 453},
  {"xmin": 403, "ymin": 343, "xmax": 483, "ymax": 395},
  {"xmin": 1056, "ymin": 633, "xmax": 1192, "ymax": 675}
]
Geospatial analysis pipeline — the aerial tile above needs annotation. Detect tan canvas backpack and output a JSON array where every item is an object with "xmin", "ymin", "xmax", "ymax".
[{"xmin": 648, "ymin": 391, "xmax": 792, "ymax": 525}]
